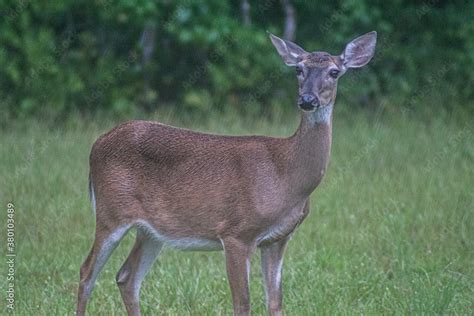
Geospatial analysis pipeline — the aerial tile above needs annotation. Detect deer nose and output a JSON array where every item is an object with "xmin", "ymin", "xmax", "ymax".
[{"xmin": 299, "ymin": 94, "xmax": 320, "ymax": 110}]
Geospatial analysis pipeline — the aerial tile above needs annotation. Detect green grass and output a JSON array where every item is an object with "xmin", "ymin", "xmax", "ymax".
[{"xmin": 1, "ymin": 108, "xmax": 473, "ymax": 315}]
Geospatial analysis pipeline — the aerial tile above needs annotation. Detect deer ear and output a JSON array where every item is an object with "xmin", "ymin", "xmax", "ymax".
[
  {"xmin": 269, "ymin": 33, "xmax": 307, "ymax": 66},
  {"xmin": 342, "ymin": 31, "xmax": 377, "ymax": 68}
]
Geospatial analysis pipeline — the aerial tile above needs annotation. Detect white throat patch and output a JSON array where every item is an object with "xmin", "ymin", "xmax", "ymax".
[{"xmin": 308, "ymin": 103, "xmax": 333, "ymax": 125}]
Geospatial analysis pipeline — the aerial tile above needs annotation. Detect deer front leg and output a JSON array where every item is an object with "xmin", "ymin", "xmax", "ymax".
[
  {"xmin": 260, "ymin": 237, "xmax": 289, "ymax": 316},
  {"xmin": 222, "ymin": 238, "xmax": 256, "ymax": 316}
]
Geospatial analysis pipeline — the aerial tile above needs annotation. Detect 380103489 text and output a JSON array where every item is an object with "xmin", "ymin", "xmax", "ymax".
[{"xmin": 6, "ymin": 202, "xmax": 16, "ymax": 312}]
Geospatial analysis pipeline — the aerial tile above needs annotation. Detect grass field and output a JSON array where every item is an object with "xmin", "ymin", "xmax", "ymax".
[{"xmin": 1, "ymin": 108, "xmax": 473, "ymax": 315}]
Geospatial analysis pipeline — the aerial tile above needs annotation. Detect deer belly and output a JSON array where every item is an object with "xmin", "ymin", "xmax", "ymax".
[{"xmin": 136, "ymin": 220, "xmax": 223, "ymax": 251}]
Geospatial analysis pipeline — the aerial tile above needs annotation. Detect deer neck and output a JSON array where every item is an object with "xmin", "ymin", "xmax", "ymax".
[{"xmin": 287, "ymin": 104, "xmax": 333, "ymax": 197}]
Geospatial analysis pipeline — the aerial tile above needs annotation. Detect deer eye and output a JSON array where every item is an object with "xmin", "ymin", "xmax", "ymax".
[
  {"xmin": 329, "ymin": 69, "xmax": 340, "ymax": 79},
  {"xmin": 296, "ymin": 66, "xmax": 303, "ymax": 76}
]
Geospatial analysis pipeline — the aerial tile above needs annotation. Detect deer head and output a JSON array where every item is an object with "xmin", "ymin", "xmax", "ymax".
[{"xmin": 270, "ymin": 31, "xmax": 377, "ymax": 112}]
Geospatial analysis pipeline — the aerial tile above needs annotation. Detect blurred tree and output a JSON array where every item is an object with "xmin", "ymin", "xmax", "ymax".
[
  {"xmin": 0, "ymin": 0, "xmax": 472, "ymax": 118},
  {"xmin": 241, "ymin": 0, "xmax": 251, "ymax": 26},
  {"xmin": 281, "ymin": 0, "xmax": 296, "ymax": 41}
]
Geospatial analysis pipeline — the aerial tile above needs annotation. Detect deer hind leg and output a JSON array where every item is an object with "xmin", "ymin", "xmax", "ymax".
[
  {"xmin": 116, "ymin": 227, "xmax": 163, "ymax": 316},
  {"xmin": 76, "ymin": 224, "xmax": 131, "ymax": 316}
]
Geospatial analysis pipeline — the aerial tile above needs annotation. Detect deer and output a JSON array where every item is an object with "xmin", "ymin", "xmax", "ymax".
[{"xmin": 76, "ymin": 31, "xmax": 377, "ymax": 316}]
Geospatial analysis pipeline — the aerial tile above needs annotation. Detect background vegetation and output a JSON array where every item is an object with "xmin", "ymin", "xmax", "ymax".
[
  {"xmin": 1, "ymin": 0, "xmax": 473, "ymax": 315},
  {"xmin": 1, "ymin": 0, "xmax": 473, "ymax": 119}
]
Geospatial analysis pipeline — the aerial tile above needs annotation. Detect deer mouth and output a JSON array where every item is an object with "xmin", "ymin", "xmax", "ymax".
[
  {"xmin": 298, "ymin": 102, "xmax": 317, "ymax": 111},
  {"xmin": 298, "ymin": 101, "xmax": 327, "ymax": 112}
]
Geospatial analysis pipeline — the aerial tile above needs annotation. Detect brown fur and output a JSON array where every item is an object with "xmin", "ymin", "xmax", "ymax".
[
  {"xmin": 90, "ymin": 117, "xmax": 329, "ymax": 243},
  {"xmin": 302, "ymin": 52, "xmax": 338, "ymax": 67}
]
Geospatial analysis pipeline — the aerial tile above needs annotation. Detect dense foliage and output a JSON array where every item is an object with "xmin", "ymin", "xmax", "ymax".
[{"xmin": 1, "ymin": 0, "xmax": 473, "ymax": 117}]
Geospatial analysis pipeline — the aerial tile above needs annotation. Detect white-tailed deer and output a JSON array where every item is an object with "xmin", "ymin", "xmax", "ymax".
[{"xmin": 77, "ymin": 31, "xmax": 377, "ymax": 316}]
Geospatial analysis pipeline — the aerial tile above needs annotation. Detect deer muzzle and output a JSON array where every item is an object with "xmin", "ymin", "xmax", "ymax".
[{"xmin": 298, "ymin": 93, "xmax": 320, "ymax": 111}]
